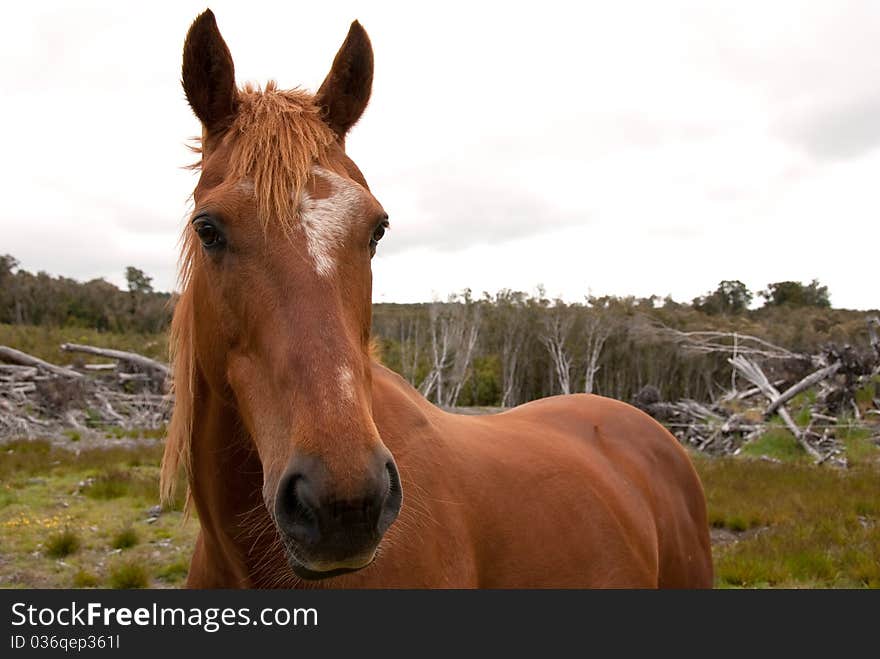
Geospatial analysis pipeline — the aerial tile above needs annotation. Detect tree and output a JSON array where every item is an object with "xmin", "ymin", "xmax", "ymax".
[
  {"xmin": 581, "ymin": 299, "xmax": 618, "ymax": 394},
  {"xmin": 760, "ymin": 279, "xmax": 830, "ymax": 308},
  {"xmin": 486, "ymin": 290, "xmax": 530, "ymax": 407},
  {"xmin": 693, "ymin": 280, "xmax": 752, "ymax": 315},
  {"xmin": 125, "ymin": 266, "xmax": 155, "ymax": 319},
  {"xmin": 539, "ymin": 299, "xmax": 577, "ymax": 395},
  {"xmin": 419, "ymin": 290, "xmax": 482, "ymax": 407},
  {"xmin": 0, "ymin": 254, "xmax": 20, "ymax": 324},
  {"xmin": 125, "ymin": 267, "xmax": 154, "ymax": 294}
]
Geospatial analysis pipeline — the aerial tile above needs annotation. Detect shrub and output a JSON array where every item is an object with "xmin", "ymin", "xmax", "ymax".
[
  {"xmin": 72, "ymin": 570, "xmax": 100, "ymax": 588},
  {"xmin": 111, "ymin": 527, "xmax": 139, "ymax": 550},
  {"xmin": 44, "ymin": 529, "xmax": 81, "ymax": 558},
  {"xmin": 156, "ymin": 560, "xmax": 189, "ymax": 583},
  {"xmin": 108, "ymin": 562, "xmax": 148, "ymax": 589}
]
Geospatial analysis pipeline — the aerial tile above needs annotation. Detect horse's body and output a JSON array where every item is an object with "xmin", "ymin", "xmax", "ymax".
[
  {"xmin": 167, "ymin": 10, "xmax": 713, "ymax": 589},
  {"xmin": 184, "ymin": 362, "xmax": 712, "ymax": 588}
]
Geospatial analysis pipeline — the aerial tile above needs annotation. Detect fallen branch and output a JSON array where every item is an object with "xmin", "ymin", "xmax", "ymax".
[
  {"xmin": 83, "ymin": 363, "xmax": 117, "ymax": 371},
  {"xmin": 0, "ymin": 346, "xmax": 82, "ymax": 379},
  {"xmin": 60, "ymin": 343, "xmax": 170, "ymax": 377},
  {"xmin": 719, "ymin": 381, "xmax": 785, "ymax": 402},
  {"xmin": 765, "ymin": 361, "xmax": 841, "ymax": 417},
  {"xmin": 118, "ymin": 373, "xmax": 151, "ymax": 382},
  {"xmin": 729, "ymin": 355, "xmax": 824, "ymax": 461}
]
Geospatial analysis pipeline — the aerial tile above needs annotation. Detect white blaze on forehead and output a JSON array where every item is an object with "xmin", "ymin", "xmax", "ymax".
[
  {"xmin": 337, "ymin": 365, "xmax": 356, "ymax": 403},
  {"xmin": 298, "ymin": 166, "xmax": 366, "ymax": 277}
]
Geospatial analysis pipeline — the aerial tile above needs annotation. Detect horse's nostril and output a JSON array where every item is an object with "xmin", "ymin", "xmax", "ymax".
[
  {"xmin": 387, "ymin": 461, "xmax": 401, "ymax": 491},
  {"xmin": 379, "ymin": 460, "xmax": 403, "ymax": 535},
  {"xmin": 275, "ymin": 473, "xmax": 321, "ymax": 545}
]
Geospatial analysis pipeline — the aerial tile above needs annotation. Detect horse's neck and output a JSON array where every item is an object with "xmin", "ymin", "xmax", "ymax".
[
  {"xmin": 368, "ymin": 360, "xmax": 442, "ymax": 458},
  {"xmin": 187, "ymin": 373, "xmax": 266, "ymax": 584}
]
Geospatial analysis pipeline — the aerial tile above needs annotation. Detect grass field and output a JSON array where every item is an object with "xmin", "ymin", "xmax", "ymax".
[
  {"xmin": 0, "ymin": 427, "xmax": 877, "ymax": 588},
  {"xmin": 0, "ymin": 440, "xmax": 194, "ymax": 589}
]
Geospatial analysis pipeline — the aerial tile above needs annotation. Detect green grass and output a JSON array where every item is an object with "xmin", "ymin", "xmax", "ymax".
[
  {"xmin": 695, "ymin": 456, "xmax": 880, "ymax": 588},
  {"xmin": 0, "ymin": 438, "xmax": 195, "ymax": 589},
  {"xmin": 738, "ymin": 425, "xmax": 809, "ymax": 462},
  {"xmin": 155, "ymin": 560, "xmax": 189, "ymax": 583},
  {"xmin": 44, "ymin": 529, "xmax": 81, "ymax": 558},
  {"xmin": 0, "ymin": 439, "xmax": 165, "ymax": 482},
  {"xmin": 837, "ymin": 420, "xmax": 879, "ymax": 466},
  {"xmin": 82, "ymin": 470, "xmax": 158, "ymax": 501}
]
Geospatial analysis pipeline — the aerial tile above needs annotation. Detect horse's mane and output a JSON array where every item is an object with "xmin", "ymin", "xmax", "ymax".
[{"xmin": 160, "ymin": 82, "xmax": 336, "ymax": 504}]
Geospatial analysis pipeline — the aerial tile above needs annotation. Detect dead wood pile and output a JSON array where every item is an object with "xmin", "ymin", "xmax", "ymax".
[
  {"xmin": 0, "ymin": 344, "xmax": 170, "ymax": 441},
  {"xmin": 635, "ymin": 318, "xmax": 880, "ymax": 466}
]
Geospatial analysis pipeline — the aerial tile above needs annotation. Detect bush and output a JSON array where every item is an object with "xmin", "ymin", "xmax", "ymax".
[
  {"xmin": 156, "ymin": 560, "xmax": 189, "ymax": 583},
  {"xmin": 72, "ymin": 570, "xmax": 100, "ymax": 588},
  {"xmin": 108, "ymin": 562, "xmax": 148, "ymax": 589},
  {"xmin": 111, "ymin": 527, "xmax": 139, "ymax": 550},
  {"xmin": 44, "ymin": 529, "xmax": 81, "ymax": 558}
]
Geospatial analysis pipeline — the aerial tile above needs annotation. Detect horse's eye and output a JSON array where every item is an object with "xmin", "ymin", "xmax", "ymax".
[
  {"xmin": 193, "ymin": 218, "xmax": 224, "ymax": 249},
  {"xmin": 369, "ymin": 217, "xmax": 389, "ymax": 257}
]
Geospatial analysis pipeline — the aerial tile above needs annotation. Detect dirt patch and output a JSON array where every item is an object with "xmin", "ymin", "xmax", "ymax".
[{"xmin": 710, "ymin": 525, "xmax": 767, "ymax": 549}]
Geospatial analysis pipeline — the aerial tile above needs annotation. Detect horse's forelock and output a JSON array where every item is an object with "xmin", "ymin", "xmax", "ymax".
[{"xmin": 227, "ymin": 82, "xmax": 336, "ymax": 233}]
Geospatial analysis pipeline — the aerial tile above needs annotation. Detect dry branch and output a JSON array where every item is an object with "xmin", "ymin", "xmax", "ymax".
[
  {"xmin": 83, "ymin": 363, "xmax": 117, "ymax": 371},
  {"xmin": 60, "ymin": 343, "xmax": 170, "ymax": 377},
  {"xmin": 728, "ymin": 355, "xmax": 823, "ymax": 461},
  {"xmin": 0, "ymin": 346, "xmax": 82, "ymax": 378},
  {"xmin": 765, "ymin": 361, "xmax": 841, "ymax": 417},
  {"xmin": 647, "ymin": 322, "xmax": 806, "ymax": 360}
]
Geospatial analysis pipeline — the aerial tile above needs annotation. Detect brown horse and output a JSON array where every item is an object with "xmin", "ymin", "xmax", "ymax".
[{"xmin": 161, "ymin": 9, "xmax": 713, "ymax": 588}]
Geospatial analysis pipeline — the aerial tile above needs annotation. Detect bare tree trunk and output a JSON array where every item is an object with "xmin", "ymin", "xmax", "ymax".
[
  {"xmin": 540, "ymin": 304, "xmax": 575, "ymax": 395},
  {"xmin": 444, "ymin": 305, "xmax": 481, "ymax": 407},
  {"xmin": 582, "ymin": 310, "xmax": 613, "ymax": 394},
  {"xmin": 501, "ymin": 328, "xmax": 524, "ymax": 407},
  {"xmin": 419, "ymin": 303, "xmax": 450, "ymax": 403}
]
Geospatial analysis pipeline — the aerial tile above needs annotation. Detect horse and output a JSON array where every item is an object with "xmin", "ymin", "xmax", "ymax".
[{"xmin": 161, "ymin": 9, "xmax": 714, "ymax": 588}]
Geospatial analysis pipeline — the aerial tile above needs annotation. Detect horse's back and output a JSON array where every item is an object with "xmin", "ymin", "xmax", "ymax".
[
  {"xmin": 449, "ymin": 394, "xmax": 714, "ymax": 587},
  {"xmin": 371, "ymin": 366, "xmax": 713, "ymax": 588}
]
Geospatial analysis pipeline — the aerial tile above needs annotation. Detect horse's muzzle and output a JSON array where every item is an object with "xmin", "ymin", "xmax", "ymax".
[{"xmin": 273, "ymin": 452, "xmax": 402, "ymax": 579}]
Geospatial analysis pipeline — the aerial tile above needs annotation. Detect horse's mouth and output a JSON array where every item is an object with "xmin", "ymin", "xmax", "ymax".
[
  {"xmin": 287, "ymin": 557, "xmax": 373, "ymax": 580},
  {"xmin": 283, "ymin": 542, "xmax": 377, "ymax": 581}
]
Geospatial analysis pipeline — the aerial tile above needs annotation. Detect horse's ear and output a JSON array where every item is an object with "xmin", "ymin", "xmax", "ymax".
[
  {"xmin": 182, "ymin": 9, "xmax": 238, "ymax": 133},
  {"xmin": 315, "ymin": 21, "xmax": 374, "ymax": 138}
]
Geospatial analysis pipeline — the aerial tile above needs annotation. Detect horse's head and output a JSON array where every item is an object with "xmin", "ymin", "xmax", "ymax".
[{"xmin": 167, "ymin": 10, "xmax": 401, "ymax": 579}]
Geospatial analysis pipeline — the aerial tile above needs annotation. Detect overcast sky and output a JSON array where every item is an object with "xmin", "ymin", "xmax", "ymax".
[{"xmin": 1, "ymin": 1, "xmax": 878, "ymax": 309}]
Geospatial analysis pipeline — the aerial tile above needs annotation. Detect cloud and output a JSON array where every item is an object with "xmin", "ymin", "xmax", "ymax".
[
  {"xmin": 378, "ymin": 168, "xmax": 590, "ymax": 254},
  {"xmin": 776, "ymin": 91, "xmax": 880, "ymax": 161}
]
